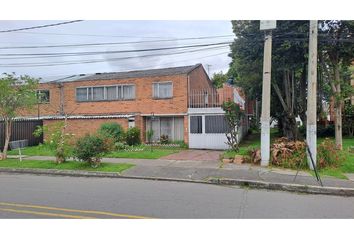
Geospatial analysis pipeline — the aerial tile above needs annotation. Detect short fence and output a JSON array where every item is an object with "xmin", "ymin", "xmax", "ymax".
[{"xmin": 0, "ymin": 119, "xmax": 43, "ymax": 150}]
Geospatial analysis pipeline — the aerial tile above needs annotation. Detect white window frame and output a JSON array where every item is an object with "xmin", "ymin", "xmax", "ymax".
[
  {"xmin": 152, "ymin": 81, "xmax": 173, "ymax": 99},
  {"xmin": 76, "ymin": 84, "xmax": 136, "ymax": 102},
  {"xmin": 36, "ymin": 89, "xmax": 50, "ymax": 104}
]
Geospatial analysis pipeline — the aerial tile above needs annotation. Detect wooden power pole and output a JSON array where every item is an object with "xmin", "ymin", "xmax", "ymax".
[
  {"xmin": 260, "ymin": 21, "xmax": 276, "ymax": 166},
  {"xmin": 306, "ymin": 20, "xmax": 318, "ymax": 170}
]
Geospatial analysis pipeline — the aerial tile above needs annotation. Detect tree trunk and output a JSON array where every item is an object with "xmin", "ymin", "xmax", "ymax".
[
  {"xmin": 335, "ymin": 101, "xmax": 343, "ymax": 149},
  {"xmin": 334, "ymin": 65, "xmax": 343, "ymax": 150},
  {"xmin": 272, "ymin": 81, "xmax": 299, "ymax": 141},
  {"xmin": 1, "ymin": 119, "xmax": 12, "ymax": 160}
]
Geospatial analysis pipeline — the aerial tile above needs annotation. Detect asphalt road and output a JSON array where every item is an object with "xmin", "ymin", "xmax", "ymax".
[{"xmin": 0, "ymin": 173, "xmax": 354, "ymax": 218}]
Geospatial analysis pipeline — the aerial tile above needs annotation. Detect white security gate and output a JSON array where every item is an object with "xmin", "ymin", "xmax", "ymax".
[
  {"xmin": 188, "ymin": 108, "xmax": 229, "ymax": 150},
  {"xmin": 188, "ymin": 108, "xmax": 249, "ymax": 150}
]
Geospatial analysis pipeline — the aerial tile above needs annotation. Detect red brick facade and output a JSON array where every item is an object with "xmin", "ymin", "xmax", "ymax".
[{"xmin": 23, "ymin": 64, "xmax": 213, "ymax": 143}]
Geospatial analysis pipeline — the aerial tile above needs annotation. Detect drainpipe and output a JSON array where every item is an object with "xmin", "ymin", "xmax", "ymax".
[{"xmin": 58, "ymin": 83, "xmax": 64, "ymax": 115}]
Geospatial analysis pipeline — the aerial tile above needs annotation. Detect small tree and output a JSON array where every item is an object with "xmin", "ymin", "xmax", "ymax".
[
  {"xmin": 222, "ymin": 100, "xmax": 244, "ymax": 152},
  {"xmin": 33, "ymin": 118, "xmax": 74, "ymax": 163},
  {"xmin": 126, "ymin": 127, "xmax": 141, "ymax": 146},
  {"xmin": 74, "ymin": 134, "xmax": 108, "ymax": 168},
  {"xmin": 0, "ymin": 73, "xmax": 39, "ymax": 160}
]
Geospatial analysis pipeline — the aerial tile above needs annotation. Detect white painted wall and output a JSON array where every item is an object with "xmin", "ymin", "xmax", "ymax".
[{"xmin": 188, "ymin": 108, "xmax": 249, "ymax": 150}]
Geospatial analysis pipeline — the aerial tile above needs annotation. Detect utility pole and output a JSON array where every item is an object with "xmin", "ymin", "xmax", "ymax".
[
  {"xmin": 260, "ymin": 21, "xmax": 276, "ymax": 166},
  {"xmin": 306, "ymin": 20, "xmax": 318, "ymax": 170}
]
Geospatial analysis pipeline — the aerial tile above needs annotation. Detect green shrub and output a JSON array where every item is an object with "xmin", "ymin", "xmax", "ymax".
[
  {"xmin": 98, "ymin": 122, "xmax": 124, "ymax": 142},
  {"xmin": 33, "ymin": 121, "xmax": 74, "ymax": 164},
  {"xmin": 318, "ymin": 138, "xmax": 344, "ymax": 168},
  {"xmin": 126, "ymin": 127, "xmax": 141, "ymax": 146},
  {"xmin": 115, "ymin": 142, "xmax": 128, "ymax": 151},
  {"xmin": 74, "ymin": 134, "xmax": 109, "ymax": 167}
]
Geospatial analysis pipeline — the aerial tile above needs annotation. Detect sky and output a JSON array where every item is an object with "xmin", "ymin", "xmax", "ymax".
[{"xmin": 0, "ymin": 20, "xmax": 234, "ymax": 81}]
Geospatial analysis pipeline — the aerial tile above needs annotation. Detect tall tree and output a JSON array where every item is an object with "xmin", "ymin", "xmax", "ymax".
[
  {"xmin": 318, "ymin": 20, "xmax": 354, "ymax": 149},
  {"xmin": 0, "ymin": 73, "xmax": 39, "ymax": 160},
  {"xmin": 229, "ymin": 20, "xmax": 309, "ymax": 140}
]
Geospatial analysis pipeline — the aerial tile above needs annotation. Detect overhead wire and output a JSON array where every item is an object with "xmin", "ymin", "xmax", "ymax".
[
  {"xmin": 0, "ymin": 41, "xmax": 233, "ymax": 57},
  {"xmin": 0, "ymin": 45, "xmax": 230, "ymax": 67},
  {"xmin": 0, "ymin": 20, "xmax": 83, "ymax": 33},
  {"xmin": 0, "ymin": 35, "xmax": 234, "ymax": 49}
]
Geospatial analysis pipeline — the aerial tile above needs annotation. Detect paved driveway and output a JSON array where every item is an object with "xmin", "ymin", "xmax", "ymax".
[{"xmin": 159, "ymin": 150, "xmax": 222, "ymax": 161}]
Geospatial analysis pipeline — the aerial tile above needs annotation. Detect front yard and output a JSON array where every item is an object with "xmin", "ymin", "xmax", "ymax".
[
  {"xmin": 8, "ymin": 144, "xmax": 181, "ymax": 159},
  {"xmin": 223, "ymin": 131, "xmax": 354, "ymax": 179},
  {"xmin": 0, "ymin": 159, "xmax": 134, "ymax": 173}
]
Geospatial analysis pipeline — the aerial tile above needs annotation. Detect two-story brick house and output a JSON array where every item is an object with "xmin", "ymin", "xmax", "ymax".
[{"xmin": 25, "ymin": 64, "xmax": 215, "ymax": 144}]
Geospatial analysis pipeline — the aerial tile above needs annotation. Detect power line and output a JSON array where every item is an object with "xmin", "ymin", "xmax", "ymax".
[
  {"xmin": 0, "ymin": 35, "xmax": 234, "ymax": 50},
  {"xmin": 0, "ymin": 41, "xmax": 232, "ymax": 57},
  {"xmin": 0, "ymin": 45, "xmax": 230, "ymax": 67},
  {"xmin": 0, "ymin": 20, "xmax": 83, "ymax": 33}
]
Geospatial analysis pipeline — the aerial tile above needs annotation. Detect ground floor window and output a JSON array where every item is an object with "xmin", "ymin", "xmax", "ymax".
[
  {"xmin": 205, "ymin": 115, "xmax": 229, "ymax": 133},
  {"xmin": 145, "ymin": 116, "xmax": 184, "ymax": 142},
  {"xmin": 190, "ymin": 116, "xmax": 203, "ymax": 134}
]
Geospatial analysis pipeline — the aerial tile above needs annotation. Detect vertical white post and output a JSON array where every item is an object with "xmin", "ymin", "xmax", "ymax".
[
  {"xmin": 306, "ymin": 20, "xmax": 318, "ymax": 170},
  {"xmin": 260, "ymin": 32, "xmax": 272, "ymax": 166}
]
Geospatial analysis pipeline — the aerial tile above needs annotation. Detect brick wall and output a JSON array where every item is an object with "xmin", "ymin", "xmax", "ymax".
[
  {"xmin": 43, "ymin": 118, "xmax": 128, "ymax": 139},
  {"xmin": 23, "ymin": 65, "xmax": 211, "ymax": 143},
  {"xmin": 32, "ymin": 74, "xmax": 189, "ymax": 117}
]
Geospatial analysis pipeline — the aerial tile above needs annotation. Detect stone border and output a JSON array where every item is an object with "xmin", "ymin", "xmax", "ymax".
[{"xmin": 1, "ymin": 167, "xmax": 354, "ymax": 197}]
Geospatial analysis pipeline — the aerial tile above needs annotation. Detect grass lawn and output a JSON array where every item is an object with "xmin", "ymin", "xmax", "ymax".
[
  {"xmin": 223, "ymin": 129, "xmax": 279, "ymax": 159},
  {"xmin": 8, "ymin": 144, "xmax": 55, "ymax": 156},
  {"xmin": 0, "ymin": 159, "xmax": 134, "ymax": 173},
  {"xmin": 8, "ymin": 144, "xmax": 180, "ymax": 159}
]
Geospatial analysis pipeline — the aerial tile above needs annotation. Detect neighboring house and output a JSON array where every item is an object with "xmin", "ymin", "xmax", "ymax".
[{"xmin": 20, "ymin": 64, "xmax": 250, "ymax": 149}]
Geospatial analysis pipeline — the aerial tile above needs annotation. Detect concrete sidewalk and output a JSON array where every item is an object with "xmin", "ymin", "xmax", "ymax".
[{"xmin": 7, "ymin": 154, "xmax": 354, "ymax": 190}]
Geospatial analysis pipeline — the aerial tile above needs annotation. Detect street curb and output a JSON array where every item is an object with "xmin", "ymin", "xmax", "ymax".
[
  {"xmin": 1, "ymin": 168, "xmax": 354, "ymax": 197},
  {"xmin": 208, "ymin": 178, "xmax": 354, "ymax": 197}
]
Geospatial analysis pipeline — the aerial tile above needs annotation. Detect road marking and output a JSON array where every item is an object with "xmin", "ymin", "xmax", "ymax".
[
  {"xmin": 0, "ymin": 207, "xmax": 94, "ymax": 219},
  {"xmin": 0, "ymin": 202, "xmax": 152, "ymax": 219}
]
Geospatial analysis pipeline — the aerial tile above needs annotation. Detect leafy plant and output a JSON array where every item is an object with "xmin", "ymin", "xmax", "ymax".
[
  {"xmin": 33, "ymin": 120, "xmax": 74, "ymax": 164},
  {"xmin": 318, "ymin": 138, "xmax": 345, "ymax": 168},
  {"xmin": 74, "ymin": 134, "xmax": 109, "ymax": 168},
  {"xmin": 126, "ymin": 127, "xmax": 141, "ymax": 146},
  {"xmin": 221, "ymin": 100, "xmax": 244, "ymax": 152},
  {"xmin": 98, "ymin": 122, "xmax": 124, "ymax": 142},
  {"xmin": 146, "ymin": 129, "xmax": 154, "ymax": 143},
  {"xmin": 114, "ymin": 142, "xmax": 128, "ymax": 151},
  {"xmin": 160, "ymin": 134, "xmax": 169, "ymax": 144}
]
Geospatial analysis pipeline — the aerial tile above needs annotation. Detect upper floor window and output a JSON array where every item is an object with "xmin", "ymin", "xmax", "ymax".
[
  {"xmin": 153, "ymin": 82, "xmax": 173, "ymax": 99},
  {"xmin": 37, "ymin": 90, "xmax": 50, "ymax": 103},
  {"xmin": 76, "ymin": 85, "xmax": 135, "ymax": 102}
]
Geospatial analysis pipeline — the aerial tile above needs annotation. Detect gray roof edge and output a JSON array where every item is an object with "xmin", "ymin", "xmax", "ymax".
[{"xmin": 40, "ymin": 64, "xmax": 202, "ymax": 84}]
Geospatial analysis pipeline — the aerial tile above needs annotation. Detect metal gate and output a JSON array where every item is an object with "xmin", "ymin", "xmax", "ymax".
[{"xmin": 0, "ymin": 119, "xmax": 43, "ymax": 150}]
